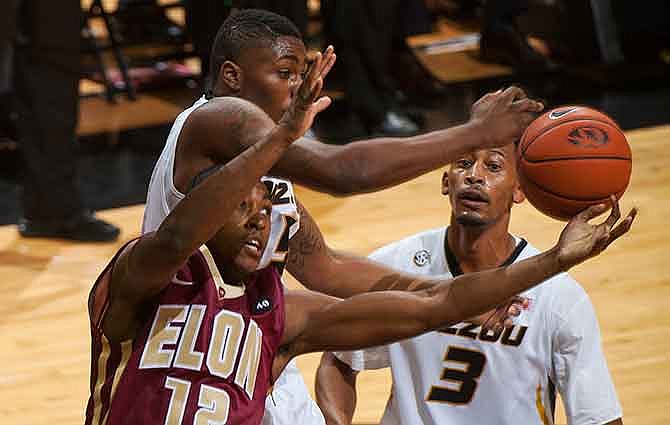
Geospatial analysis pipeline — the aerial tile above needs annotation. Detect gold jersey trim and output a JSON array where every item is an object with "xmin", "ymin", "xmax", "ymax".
[{"xmin": 199, "ymin": 245, "xmax": 246, "ymax": 299}]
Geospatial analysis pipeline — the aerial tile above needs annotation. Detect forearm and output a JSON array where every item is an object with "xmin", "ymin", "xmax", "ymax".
[
  {"xmin": 316, "ymin": 352, "xmax": 358, "ymax": 425},
  {"xmin": 426, "ymin": 247, "xmax": 563, "ymax": 329},
  {"xmin": 278, "ymin": 121, "xmax": 486, "ymax": 196},
  {"xmin": 324, "ymin": 121, "xmax": 486, "ymax": 195},
  {"xmin": 296, "ymin": 247, "xmax": 563, "ymax": 353},
  {"xmin": 157, "ymin": 125, "xmax": 293, "ymax": 264},
  {"xmin": 314, "ymin": 250, "xmax": 436, "ymax": 298}
]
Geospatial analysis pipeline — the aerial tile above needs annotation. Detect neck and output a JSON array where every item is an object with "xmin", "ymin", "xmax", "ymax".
[
  {"xmin": 208, "ymin": 245, "xmax": 248, "ymax": 286},
  {"xmin": 447, "ymin": 214, "xmax": 516, "ymax": 273},
  {"xmin": 211, "ymin": 80, "xmax": 235, "ymax": 98},
  {"xmin": 220, "ymin": 268, "xmax": 248, "ymax": 287}
]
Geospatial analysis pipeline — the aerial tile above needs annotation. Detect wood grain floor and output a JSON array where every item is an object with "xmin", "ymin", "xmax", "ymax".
[{"xmin": 0, "ymin": 126, "xmax": 668, "ymax": 425}]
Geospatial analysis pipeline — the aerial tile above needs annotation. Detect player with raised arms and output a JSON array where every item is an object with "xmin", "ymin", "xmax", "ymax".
[
  {"xmin": 316, "ymin": 144, "xmax": 632, "ymax": 425},
  {"xmin": 142, "ymin": 10, "xmax": 545, "ymax": 423},
  {"xmin": 86, "ymin": 43, "xmax": 636, "ymax": 425}
]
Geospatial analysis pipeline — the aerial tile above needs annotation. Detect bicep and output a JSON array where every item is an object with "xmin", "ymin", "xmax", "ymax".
[
  {"xmin": 285, "ymin": 201, "xmax": 335, "ymax": 290},
  {"xmin": 111, "ymin": 232, "xmax": 185, "ymax": 305},
  {"xmin": 283, "ymin": 288, "xmax": 434, "ymax": 357},
  {"xmin": 285, "ymin": 202, "xmax": 428, "ymax": 297},
  {"xmin": 103, "ymin": 235, "xmax": 183, "ymax": 342}
]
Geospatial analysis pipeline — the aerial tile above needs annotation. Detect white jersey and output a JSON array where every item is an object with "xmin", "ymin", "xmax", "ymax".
[
  {"xmin": 142, "ymin": 96, "xmax": 325, "ymax": 425},
  {"xmin": 336, "ymin": 227, "xmax": 622, "ymax": 425}
]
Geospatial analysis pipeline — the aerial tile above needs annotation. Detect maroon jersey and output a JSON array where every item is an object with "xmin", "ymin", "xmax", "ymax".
[{"xmin": 85, "ymin": 244, "xmax": 285, "ymax": 425}]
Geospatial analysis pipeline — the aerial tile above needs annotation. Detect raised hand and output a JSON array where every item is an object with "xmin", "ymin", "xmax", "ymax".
[
  {"xmin": 469, "ymin": 86, "xmax": 544, "ymax": 148},
  {"xmin": 555, "ymin": 196, "xmax": 637, "ymax": 271},
  {"xmin": 278, "ymin": 45, "xmax": 337, "ymax": 141}
]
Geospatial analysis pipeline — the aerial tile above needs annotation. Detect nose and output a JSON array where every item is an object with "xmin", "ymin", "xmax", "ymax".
[
  {"xmin": 464, "ymin": 163, "xmax": 485, "ymax": 185},
  {"xmin": 247, "ymin": 210, "xmax": 268, "ymax": 231}
]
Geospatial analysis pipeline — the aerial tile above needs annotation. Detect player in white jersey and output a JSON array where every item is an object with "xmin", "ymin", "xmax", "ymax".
[
  {"xmin": 142, "ymin": 8, "xmax": 548, "ymax": 425},
  {"xmin": 316, "ymin": 144, "xmax": 625, "ymax": 425}
]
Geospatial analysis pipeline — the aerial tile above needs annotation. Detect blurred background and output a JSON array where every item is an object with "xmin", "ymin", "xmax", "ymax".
[{"xmin": 0, "ymin": 0, "xmax": 668, "ymax": 224}]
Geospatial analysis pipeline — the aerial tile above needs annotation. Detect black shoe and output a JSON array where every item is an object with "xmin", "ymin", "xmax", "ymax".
[
  {"xmin": 371, "ymin": 111, "xmax": 421, "ymax": 137},
  {"xmin": 18, "ymin": 212, "xmax": 120, "ymax": 242},
  {"xmin": 480, "ymin": 25, "xmax": 557, "ymax": 71}
]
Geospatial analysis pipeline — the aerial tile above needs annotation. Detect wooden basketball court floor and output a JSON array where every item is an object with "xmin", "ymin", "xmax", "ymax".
[{"xmin": 0, "ymin": 124, "xmax": 667, "ymax": 425}]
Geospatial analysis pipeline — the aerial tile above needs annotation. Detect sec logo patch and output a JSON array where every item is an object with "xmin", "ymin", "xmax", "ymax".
[{"xmin": 413, "ymin": 249, "xmax": 431, "ymax": 267}]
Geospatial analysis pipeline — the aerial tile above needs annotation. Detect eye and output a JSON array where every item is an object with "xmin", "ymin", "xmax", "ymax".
[
  {"xmin": 487, "ymin": 162, "xmax": 503, "ymax": 172},
  {"xmin": 278, "ymin": 69, "xmax": 291, "ymax": 79},
  {"xmin": 239, "ymin": 201, "xmax": 248, "ymax": 210},
  {"xmin": 457, "ymin": 159, "xmax": 473, "ymax": 169}
]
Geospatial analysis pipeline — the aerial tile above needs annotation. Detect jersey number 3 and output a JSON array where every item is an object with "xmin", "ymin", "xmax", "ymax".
[{"xmin": 426, "ymin": 346, "xmax": 486, "ymax": 405}]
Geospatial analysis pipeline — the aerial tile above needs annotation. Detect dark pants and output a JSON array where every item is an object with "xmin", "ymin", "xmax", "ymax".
[
  {"xmin": 4, "ymin": 0, "xmax": 83, "ymax": 220},
  {"xmin": 484, "ymin": 0, "xmax": 529, "ymax": 31},
  {"xmin": 323, "ymin": 0, "xmax": 401, "ymax": 126},
  {"xmin": 117, "ymin": 0, "xmax": 233, "ymax": 84}
]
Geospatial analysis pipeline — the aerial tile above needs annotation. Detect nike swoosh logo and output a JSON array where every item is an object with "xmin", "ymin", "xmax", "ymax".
[{"xmin": 549, "ymin": 107, "xmax": 578, "ymax": 120}]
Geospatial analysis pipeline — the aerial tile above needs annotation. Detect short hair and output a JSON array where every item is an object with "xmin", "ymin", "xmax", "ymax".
[{"xmin": 208, "ymin": 9, "xmax": 302, "ymax": 90}]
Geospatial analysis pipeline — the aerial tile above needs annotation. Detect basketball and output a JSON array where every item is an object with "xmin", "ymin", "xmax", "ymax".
[{"xmin": 517, "ymin": 106, "xmax": 632, "ymax": 220}]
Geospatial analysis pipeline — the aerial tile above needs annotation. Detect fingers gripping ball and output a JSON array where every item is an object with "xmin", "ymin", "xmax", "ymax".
[{"xmin": 517, "ymin": 106, "xmax": 632, "ymax": 220}]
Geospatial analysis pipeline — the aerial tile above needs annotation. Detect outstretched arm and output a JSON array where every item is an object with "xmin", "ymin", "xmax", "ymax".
[
  {"xmin": 280, "ymin": 199, "xmax": 635, "ymax": 358},
  {"xmin": 103, "ymin": 53, "xmax": 332, "ymax": 341},
  {"xmin": 287, "ymin": 201, "xmax": 526, "ymax": 328},
  {"xmin": 316, "ymin": 352, "xmax": 358, "ymax": 425},
  {"xmin": 286, "ymin": 202, "xmax": 433, "ymax": 298},
  {"xmin": 272, "ymin": 86, "xmax": 544, "ymax": 195}
]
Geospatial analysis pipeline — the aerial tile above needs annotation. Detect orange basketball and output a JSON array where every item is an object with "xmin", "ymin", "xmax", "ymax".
[{"xmin": 517, "ymin": 106, "xmax": 632, "ymax": 220}]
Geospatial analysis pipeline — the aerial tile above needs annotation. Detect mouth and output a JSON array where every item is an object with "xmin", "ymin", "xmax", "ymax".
[
  {"xmin": 242, "ymin": 237, "xmax": 263, "ymax": 258},
  {"xmin": 457, "ymin": 189, "xmax": 490, "ymax": 208}
]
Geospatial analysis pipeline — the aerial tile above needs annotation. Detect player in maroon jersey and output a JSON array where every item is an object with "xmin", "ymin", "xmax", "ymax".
[{"xmin": 85, "ymin": 47, "xmax": 635, "ymax": 425}]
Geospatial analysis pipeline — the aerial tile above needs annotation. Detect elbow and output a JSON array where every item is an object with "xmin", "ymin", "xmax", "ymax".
[
  {"xmin": 154, "ymin": 220, "xmax": 192, "ymax": 263},
  {"xmin": 319, "ymin": 172, "xmax": 368, "ymax": 197}
]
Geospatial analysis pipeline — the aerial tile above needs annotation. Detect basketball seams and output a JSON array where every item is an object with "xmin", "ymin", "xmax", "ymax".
[
  {"xmin": 519, "ymin": 156, "xmax": 630, "ymax": 201},
  {"xmin": 521, "ymin": 173, "xmax": 618, "ymax": 203},
  {"xmin": 521, "ymin": 118, "xmax": 624, "ymax": 157},
  {"xmin": 522, "ymin": 156, "xmax": 631, "ymax": 164}
]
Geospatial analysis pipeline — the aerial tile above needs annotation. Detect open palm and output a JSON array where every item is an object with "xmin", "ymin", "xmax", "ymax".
[
  {"xmin": 556, "ymin": 196, "xmax": 637, "ymax": 271},
  {"xmin": 279, "ymin": 46, "xmax": 336, "ymax": 141}
]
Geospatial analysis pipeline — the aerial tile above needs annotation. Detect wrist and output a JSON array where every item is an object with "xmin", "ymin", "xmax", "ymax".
[
  {"xmin": 272, "ymin": 123, "xmax": 298, "ymax": 147},
  {"xmin": 463, "ymin": 118, "xmax": 492, "ymax": 149},
  {"xmin": 547, "ymin": 245, "xmax": 569, "ymax": 273}
]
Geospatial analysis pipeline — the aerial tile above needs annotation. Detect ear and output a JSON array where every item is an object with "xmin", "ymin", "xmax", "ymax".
[
  {"xmin": 441, "ymin": 171, "xmax": 450, "ymax": 196},
  {"xmin": 512, "ymin": 182, "xmax": 526, "ymax": 204},
  {"xmin": 220, "ymin": 60, "xmax": 242, "ymax": 93}
]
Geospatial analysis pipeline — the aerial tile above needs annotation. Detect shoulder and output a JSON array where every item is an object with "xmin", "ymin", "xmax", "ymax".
[
  {"xmin": 189, "ymin": 96, "xmax": 270, "ymax": 122},
  {"xmin": 182, "ymin": 97, "xmax": 275, "ymax": 150}
]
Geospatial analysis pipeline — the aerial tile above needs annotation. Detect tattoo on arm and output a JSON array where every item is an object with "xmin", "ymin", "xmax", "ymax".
[{"xmin": 287, "ymin": 202, "xmax": 326, "ymax": 274}]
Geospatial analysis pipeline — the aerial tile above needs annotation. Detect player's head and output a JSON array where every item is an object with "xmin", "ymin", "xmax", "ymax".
[
  {"xmin": 209, "ymin": 9, "xmax": 305, "ymax": 123},
  {"xmin": 207, "ymin": 182, "xmax": 273, "ymax": 280},
  {"xmin": 442, "ymin": 145, "xmax": 525, "ymax": 227}
]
